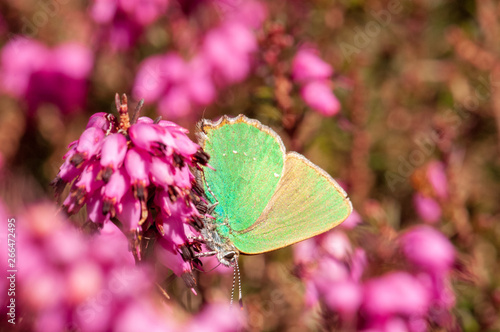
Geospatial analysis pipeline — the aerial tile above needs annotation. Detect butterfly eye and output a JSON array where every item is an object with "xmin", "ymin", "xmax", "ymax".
[{"xmin": 224, "ymin": 252, "xmax": 236, "ymax": 260}]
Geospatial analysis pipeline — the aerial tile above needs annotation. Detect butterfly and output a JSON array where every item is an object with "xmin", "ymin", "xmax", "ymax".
[{"xmin": 194, "ymin": 115, "xmax": 352, "ymax": 276}]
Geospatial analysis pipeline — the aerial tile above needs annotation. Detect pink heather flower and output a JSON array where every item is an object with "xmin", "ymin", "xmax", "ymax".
[
  {"xmin": 293, "ymin": 237, "xmax": 317, "ymax": 266},
  {"xmin": 400, "ymin": 226, "xmax": 455, "ymax": 275},
  {"xmin": 133, "ymin": 54, "xmax": 216, "ymax": 119},
  {"xmin": 0, "ymin": 38, "xmax": 48, "ymax": 97},
  {"xmin": 322, "ymin": 230, "xmax": 352, "ymax": 260},
  {"xmin": 133, "ymin": 53, "xmax": 187, "ymax": 102},
  {"xmin": 300, "ymin": 80, "xmax": 341, "ymax": 116},
  {"xmin": 186, "ymin": 303, "xmax": 244, "ymax": 332},
  {"xmin": 413, "ymin": 193, "xmax": 442, "ymax": 223},
  {"xmin": 294, "ymin": 230, "xmax": 361, "ymax": 310},
  {"xmin": 0, "ymin": 38, "xmax": 93, "ymax": 115},
  {"xmin": 427, "ymin": 161, "xmax": 448, "ymax": 200},
  {"xmin": 350, "ymin": 248, "xmax": 367, "ymax": 282},
  {"xmin": 90, "ymin": 0, "xmax": 169, "ymax": 50},
  {"xmin": 340, "ymin": 209, "xmax": 362, "ymax": 229},
  {"xmin": 53, "ymin": 94, "xmax": 210, "ymax": 286},
  {"xmin": 184, "ymin": 57, "xmax": 216, "ymax": 105},
  {"xmin": 156, "ymin": 238, "xmax": 195, "ymax": 284},
  {"xmin": 125, "ymin": 147, "xmax": 151, "ymax": 192},
  {"xmin": 100, "ymin": 133, "xmax": 128, "ymax": 175},
  {"xmin": 323, "ymin": 280, "xmax": 362, "ymax": 317},
  {"xmin": 16, "ymin": 203, "xmax": 173, "ymax": 332},
  {"xmin": 73, "ymin": 127, "xmax": 106, "ymax": 165},
  {"xmin": 291, "ymin": 45, "xmax": 341, "ymax": 117},
  {"xmin": 202, "ymin": 22, "xmax": 255, "ymax": 84},
  {"xmin": 119, "ymin": 0, "xmax": 170, "ymax": 25},
  {"xmin": 362, "ymin": 271, "xmax": 431, "ymax": 318},
  {"xmin": 133, "ymin": 1, "xmax": 263, "ymax": 118},
  {"xmin": 292, "ymin": 48, "xmax": 333, "ymax": 82},
  {"xmin": 116, "ymin": 190, "xmax": 142, "ymax": 231},
  {"xmin": 158, "ymin": 86, "xmax": 193, "ymax": 118},
  {"xmin": 87, "ymin": 112, "xmax": 117, "ymax": 131},
  {"xmin": 113, "ymin": 301, "xmax": 178, "ymax": 332}
]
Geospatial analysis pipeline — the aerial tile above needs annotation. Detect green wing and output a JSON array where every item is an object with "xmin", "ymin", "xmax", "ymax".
[
  {"xmin": 198, "ymin": 115, "xmax": 352, "ymax": 254},
  {"xmin": 230, "ymin": 152, "xmax": 352, "ymax": 254},
  {"xmin": 198, "ymin": 115, "xmax": 286, "ymax": 237}
]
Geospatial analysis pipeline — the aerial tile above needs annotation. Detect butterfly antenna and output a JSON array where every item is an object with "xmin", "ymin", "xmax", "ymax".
[
  {"xmin": 230, "ymin": 264, "xmax": 236, "ymax": 307},
  {"xmin": 237, "ymin": 260, "xmax": 243, "ymax": 309},
  {"xmin": 230, "ymin": 260, "xmax": 243, "ymax": 309}
]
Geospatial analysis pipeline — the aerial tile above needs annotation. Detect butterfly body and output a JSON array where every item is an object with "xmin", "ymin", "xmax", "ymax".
[
  {"xmin": 200, "ymin": 215, "xmax": 239, "ymax": 267},
  {"xmin": 196, "ymin": 115, "xmax": 352, "ymax": 264}
]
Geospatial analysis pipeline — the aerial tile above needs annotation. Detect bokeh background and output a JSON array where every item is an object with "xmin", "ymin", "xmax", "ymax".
[{"xmin": 0, "ymin": 0, "xmax": 499, "ymax": 331}]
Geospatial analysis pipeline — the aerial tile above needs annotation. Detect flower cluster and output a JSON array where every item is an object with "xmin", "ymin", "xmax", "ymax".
[
  {"xmin": 0, "ymin": 38, "xmax": 93, "ymax": 115},
  {"xmin": 52, "ymin": 94, "xmax": 210, "ymax": 287},
  {"xmin": 291, "ymin": 47, "xmax": 341, "ymax": 116},
  {"xmin": 132, "ymin": 0, "xmax": 266, "ymax": 119},
  {"xmin": 294, "ymin": 225, "xmax": 456, "ymax": 331},
  {"xmin": 1, "ymin": 202, "xmax": 243, "ymax": 332}
]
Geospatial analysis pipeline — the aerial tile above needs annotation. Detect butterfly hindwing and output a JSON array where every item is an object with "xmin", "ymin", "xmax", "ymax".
[{"xmin": 230, "ymin": 152, "xmax": 352, "ymax": 254}]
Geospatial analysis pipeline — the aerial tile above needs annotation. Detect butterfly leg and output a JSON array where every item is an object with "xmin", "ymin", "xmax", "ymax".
[
  {"xmin": 188, "ymin": 235, "xmax": 205, "ymax": 242},
  {"xmin": 207, "ymin": 202, "xmax": 219, "ymax": 215},
  {"xmin": 194, "ymin": 250, "xmax": 218, "ymax": 258}
]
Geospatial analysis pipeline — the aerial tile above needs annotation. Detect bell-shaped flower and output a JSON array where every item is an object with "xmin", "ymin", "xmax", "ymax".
[
  {"xmin": 71, "ymin": 127, "xmax": 105, "ymax": 166},
  {"xmin": 100, "ymin": 133, "xmax": 128, "ymax": 181},
  {"xmin": 292, "ymin": 47, "xmax": 333, "ymax": 82},
  {"xmin": 300, "ymin": 80, "xmax": 341, "ymax": 117},
  {"xmin": 124, "ymin": 147, "xmax": 151, "ymax": 200},
  {"xmin": 116, "ymin": 190, "xmax": 142, "ymax": 232},
  {"xmin": 149, "ymin": 156, "xmax": 175, "ymax": 188},
  {"xmin": 362, "ymin": 271, "xmax": 430, "ymax": 317},
  {"xmin": 103, "ymin": 168, "xmax": 130, "ymax": 217},
  {"xmin": 400, "ymin": 226, "xmax": 455, "ymax": 275},
  {"xmin": 413, "ymin": 193, "xmax": 441, "ymax": 223}
]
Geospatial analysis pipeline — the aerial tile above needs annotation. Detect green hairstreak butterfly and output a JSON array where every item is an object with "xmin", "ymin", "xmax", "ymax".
[{"xmin": 195, "ymin": 115, "xmax": 352, "ymax": 271}]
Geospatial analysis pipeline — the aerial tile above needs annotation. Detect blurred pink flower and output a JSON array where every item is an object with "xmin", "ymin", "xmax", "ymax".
[
  {"xmin": 133, "ymin": 53, "xmax": 216, "ymax": 119},
  {"xmin": 291, "ymin": 46, "xmax": 341, "ymax": 117},
  {"xmin": 0, "ymin": 38, "xmax": 93, "ymax": 115},
  {"xmin": 293, "ymin": 229, "xmax": 362, "ymax": 311},
  {"xmin": 293, "ymin": 237, "xmax": 317, "ymax": 266},
  {"xmin": 16, "ymin": 203, "xmax": 171, "ymax": 332},
  {"xmin": 133, "ymin": 53, "xmax": 187, "ymax": 102},
  {"xmin": 90, "ymin": 0, "xmax": 169, "ymax": 50},
  {"xmin": 413, "ymin": 193, "xmax": 441, "ymax": 223},
  {"xmin": 292, "ymin": 47, "xmax": 333, "ymax": 82},
  {"xmin": 324, "ymin": 280, "xmax": 362, "ymax": 317},
  {"xmin": 300, "ymin": 80, "xmax": 341, "ymax": 116},
  {"xmin": 362, "ymin": 271, "xmax": 430, "ymax": 317},
  {"xmin": 400, "ymin": 226, "xmax": 455, "ymax": 275},
  {"xmin": 427, "ymin": 161, "xmax": 448, "ymax": 200},
  {"xmin": 202, "ymin": 22, "xmax": 256, "ymax": 84},
  {"xmin": 401, "ymin": 227, "xmax": 456, "ymax": 327},
  {"xmin": 186, "ymin": 302, "xmax": 244, "ymax": 332},
  {"xmin": 321, "ymin": 230, "xmax": 352, "ymax": 260},
  {"xmin": 340, "ymin": 209, "xmax": 362, "ymax": 229}
]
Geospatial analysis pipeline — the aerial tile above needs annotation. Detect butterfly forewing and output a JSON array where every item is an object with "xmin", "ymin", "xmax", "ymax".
[{"xmin": 198, "ymin": 116, "xmax": 286, "ymax": 236}]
